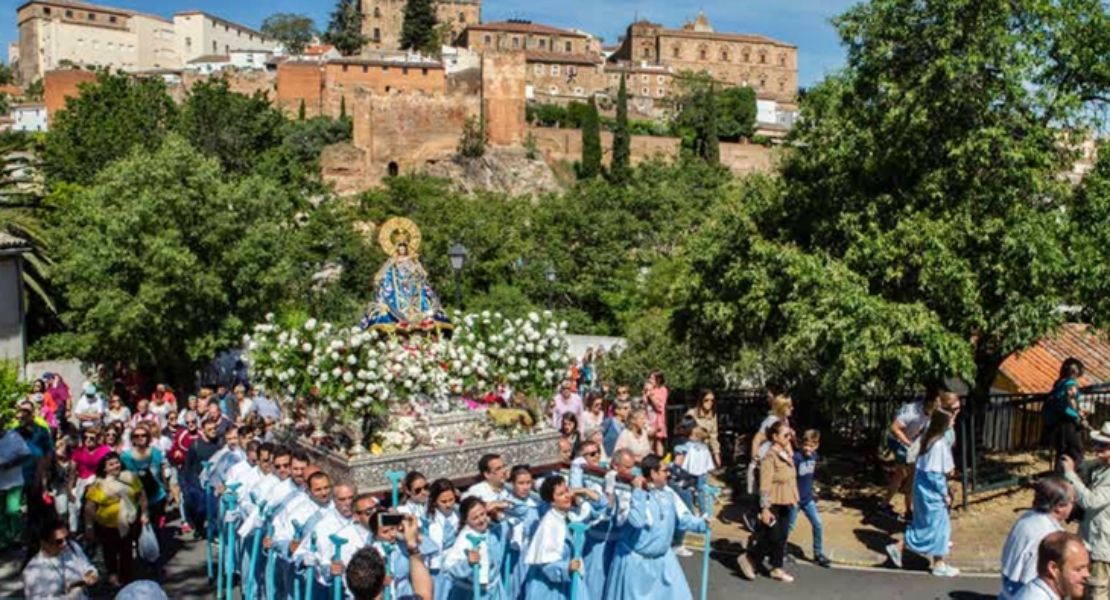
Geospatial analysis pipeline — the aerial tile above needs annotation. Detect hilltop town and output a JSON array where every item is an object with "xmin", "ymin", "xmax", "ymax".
[{"xmin": 2, "ymin": 0, "xmax": 798, "ymax": 189}]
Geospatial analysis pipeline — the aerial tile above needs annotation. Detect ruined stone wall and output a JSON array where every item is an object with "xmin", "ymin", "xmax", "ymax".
[
  {"xmin": 276, "ymin": 62, "xmax": 324, "ymax": 117},
  {"xmin": 529, "ymin": 125, "xmax": 774, "ymax": 176},
  {"xmin": 182, "ymin": 68, "xmax": 275, "ymax": 99}
]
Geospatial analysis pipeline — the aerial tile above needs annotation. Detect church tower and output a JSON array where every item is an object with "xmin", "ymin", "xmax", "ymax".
[{"xmin": 362, "ymin": 0, "xmax": 482, "ymax": 53}]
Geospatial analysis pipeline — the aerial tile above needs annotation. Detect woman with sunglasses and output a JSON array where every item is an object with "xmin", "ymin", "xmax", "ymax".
[
  {"xmin": 23, "ymin": 517, "xmax": 98, "ymax": 600},
  {"xmin": 398, "ymin": 471, "xmax": 430, "ymax": 517},
  {"xmin": 121, "ymin": 423, "xmax": 169, "ymax": 538},
  {"xmin": 69, "ymin": 427, "xmax": 110, "ymax": 534},
  {"xmin": 425, "ymin": 479, "xmax": 460, "ymax": 600}
]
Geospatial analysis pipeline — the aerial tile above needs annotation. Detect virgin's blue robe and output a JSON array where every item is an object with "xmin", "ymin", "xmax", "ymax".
[
  {"xmin": 363, "ymin": 255, "xmax": 452, "ymax": 332},
  {"xmin": 444, "ymin": 522, "xmax": 509, "ymax": 600},
  {"xmin": 605, "ymin": 488, "xmax": 707, "ymax": 600}
]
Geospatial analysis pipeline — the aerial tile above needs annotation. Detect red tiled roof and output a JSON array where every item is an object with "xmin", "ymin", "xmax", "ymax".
[
  {"xmin": 997, "ymin": 324, "xmax": 1110, "ymax": 393},
  {"xmin": 467, "ymin": 21, "xmax": 586, "ymax": 38},
  {"xmin": 658, "ymin": 28, "xmax": 795, "ymax": 48},
  {"xmin": 305, "ymin": 44, "xmax": 334, "ymax": 55}
]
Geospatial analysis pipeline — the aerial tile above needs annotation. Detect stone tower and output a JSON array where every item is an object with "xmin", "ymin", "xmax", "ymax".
[{"xmin": 362, "ymin": 0, "xmax": 482, "ymax": 52}]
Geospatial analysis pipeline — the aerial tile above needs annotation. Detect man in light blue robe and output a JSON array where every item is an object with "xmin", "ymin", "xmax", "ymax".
[{"xmin": 606, "ymin": 455, "xmax": 708, "ymax": 600}]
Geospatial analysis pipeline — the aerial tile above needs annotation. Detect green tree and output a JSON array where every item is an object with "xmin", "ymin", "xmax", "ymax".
[
  {"xmin": 702, "ymin": 87, "xmax": 720, "ymax": 164},
  {"xmin": 675, "ymin": 0, "xmax": 1108, "ymax": 402},
  {"xmin": 0, "ymin": 64, "xmax": 13, "ymax": 86},
  {"xmin": 47, "ymin": 135, "xmax": 299, "ymax": 384},
  {"xmin": 323, "ymin": 0, "xmax": 368, "ymax": 57},
  {"xmin": 401, "ymin": 0, "xmax": 439, "ymax": 54},
  {"xmin": 579, "ymin": 97, "xmax": 601, "ymax": 179},
  {"xmin": 717, "ymin": 86, "xmax": 757, "ymax": 141},
  {"xmin": 261, "ymin": 13, "xmax": 317, "ymax": 56},
  {"xmin": 611, "ymin": 75, "xmax": 631, "ymax": 184},
  {"xmin": 458, "ymin": 115, "xmax": 487, "ymax": 158},
  {"xmin": 24, "ymin": 79, "xmax": 43, "ymax": 101},
  {"xmin": 44, "ymin": 71, "xmax": 176, "ymax": 185},
  {"xmin": 177, "ymin": 77, "xmax": 285, "ymax": 175},
  {"xmin": 298, "ymin": 99, "xmax": 306, "ymax": 121}
]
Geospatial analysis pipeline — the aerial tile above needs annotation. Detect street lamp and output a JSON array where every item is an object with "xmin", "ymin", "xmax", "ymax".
[
  {"xmin": 545, "ymin": 264, "xmax": 557, "ymax": 309},
  {"xmin": 448, "ymin": 242, "xmax": 468, "ymax": 309}
]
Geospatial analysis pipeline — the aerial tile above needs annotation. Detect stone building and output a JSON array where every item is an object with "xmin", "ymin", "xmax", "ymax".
[
  {"xmin": 362, "ymin": 0, "xmax": 481, "ymax": 52},
  {"xmin": 15, "ymin": 1, "xmax": 273, "ymax": 84},
  {"xmin": 16, "ymin": 0, "xmax": 177, "ymax": 83},
  {"xmin": 610, "ymin": 13, "xmax": 797, "ymax": 106},
  {"xmin": 459, "ymin": 20, "xmax": 589, "ymax": 55},
  {"xmin": 526, "ymin": 52, "xmax": 605, "ymax": 103}
]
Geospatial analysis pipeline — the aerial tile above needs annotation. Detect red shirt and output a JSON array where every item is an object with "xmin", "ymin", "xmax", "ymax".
[{"xmin": 171, "ymin": 428, "xmax": 200, "ymax": 467}]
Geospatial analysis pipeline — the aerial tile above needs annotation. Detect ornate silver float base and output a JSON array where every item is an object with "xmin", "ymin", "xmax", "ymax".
[{"xmin": 297, "ymin": 411, "xmax": 561, "ymax": 493}]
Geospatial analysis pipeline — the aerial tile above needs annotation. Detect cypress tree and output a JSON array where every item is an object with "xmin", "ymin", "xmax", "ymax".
[
  {"xmin": 298, "ymin": 98, "xmax": 306, "ymax": 120},
  {"xmin": 401, "ymin": 0, "xmax": 439, "ymax": 54},
  {"xmin": 611, "ymin": 74, "xmax": 631, "ymax": 183},
  {"xmin": 322, "ymin": 0, "xmax": 368, "ymax": 57},
  {"xmin": 580, "ymin": 96, "xmax": 602, "ymax": 179},
  {"xmin": 340, "ymin": 95, "xmax": 347, "ymax": 120},
  {"xmin": 704, "ymin": 87, "xmax": 720, "ymax": 165}
]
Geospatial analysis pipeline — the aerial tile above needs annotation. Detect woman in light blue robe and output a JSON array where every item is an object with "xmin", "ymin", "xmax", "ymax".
[
  {"xmin": 606, "ymin": 458, "xmax": 708, "ymax": 600},
  {"xmin": 523, "ymin": 476, "xmax": 587, "ymax": 600},
  {"xmin": 425, "ymin": 479, "xmax": 461, "ymax": 600},
  {"xmin": 444, "ymin": 497, "xmax": 509, "ymax": 600},
  {"xmin": 504, "ymin": 466, "xmax": 543, "ymax": 600}
]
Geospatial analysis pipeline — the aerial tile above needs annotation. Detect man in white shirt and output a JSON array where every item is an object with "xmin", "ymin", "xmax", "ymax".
[
  {"xmin": 1001, "ymin": 476, "xmax": 1075, "ymax": 599},
  {"xmin": 463, "ymin": 453, "xmax": 512, "ymax": 503},
  {"xmin": 273, "ymin": 469, "xmax": 334, "ymax": 597},
  {"xmin": 1014, "ymin": 531, "xmax": 1090, "ymax": 600},
  {"xmin": 297, "ymin": 483, "xmax": 359, "ymax": 593},
  {"xmin": 72, "ymin": 384, "xmax": 105, "ymax": 431},
  {"xmin": 23, "ymin": 518, "xmax": 97, "ymax": 600}
]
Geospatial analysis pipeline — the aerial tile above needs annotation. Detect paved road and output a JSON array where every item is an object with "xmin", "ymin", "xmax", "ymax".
[{"xmin": 0, "ymin": 530, "xmax": 1001, "ymax": 600}]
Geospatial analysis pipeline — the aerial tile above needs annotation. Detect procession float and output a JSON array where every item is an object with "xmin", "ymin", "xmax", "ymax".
[{"xmin": 243, "ymin": 218, "xmax": 565, "ymax": 490}]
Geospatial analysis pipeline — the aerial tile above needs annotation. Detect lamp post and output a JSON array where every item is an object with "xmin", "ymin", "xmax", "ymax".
[
  {"xmin": 448, "ymin": 242, "xmax": 469, "ymax": 309},
  {"xmin": 545, "ymin": 264, "xmax": 557, "ymax": 310}
]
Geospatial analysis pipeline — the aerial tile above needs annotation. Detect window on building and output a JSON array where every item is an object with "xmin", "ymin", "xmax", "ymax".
[
  {"xmin": 779, "ymin": 81, "xmax": 785, "ymax": 92},
  {"xmin": 575, "ymin": 87, "xmax": 583, "ymax": 95},
  {"xmin": 657, "ymin": 75, "xmax": 665, "ymax": 83},
  {"xmin": 642, "ymin": 48, "xmax": 650, "ymax": 58},
  {"xmin": 42, "ymin": 7, "xmax": 50, "ymax": 15},
  {"xmin": 565, "ymin": 41, "xmax": 572, "ymax": 52},
  {"xmin": 212, "ymin": 41, "xmax": 218, "ymax": 54},
  {"xmin": 374, "ymin": 7, "xmax": 381, "ymax": 18},
  {"xmin": 760, "ymin": 52, "xmax": 766, "ymax": 64},
  {"xmin": 540, "ymin": 39, "xmax": 547, "ymax": 50},
  {"xmin": 641, "ymin": 87, "xmax": 648, "ymax": 95},
  {"xmin": 721, "ymin": 50, "xmax": 729, "ymax": 61},
  {"xmin": 237, "ymin": 31, "xmax": 241, "ymax": 37},
  {"xmin": 109, "ymin": 15, "xmax": 117, "ymax": 23},
  {"xmin": 343, "ymin": 65, "xmax": 349, "ymax": 72},
  {"xmin": 673, "ymin": 46, "xmax": 680, "ymax": 58},
  {"xmin": 459, "ymin": 12, "xmax": 466, "ymax": 23},
  {"xmin": 403, "ymin": 67, "xmax": 409, "ymax": 74},
  {"xmin": 700, "ymin": 48, "xmax": 707, "ymax": 60},
  {"xmin": 641, "ymin": 74, "xmax": 648, "ymax": 83},
  {"xmin": 759, "ymin": 78, "xmax": 766, "ymax": 88},
  {"xmin": 65, "ymin": 9, "xmax": 73, "ymax": 17},
  {"xmin": 551, "ymin": 65, "xmax": 560, "ymax": 76},
  {"xmin": 568, "ymin": 65, "xmax": 577, "ymax": 75},
  {"xmin": 362, "ymin": 65, "xmax": 368, "ymax": 73},
  {"xmin": 87, "ymin": 12, "xmax": 95, "ymax": 21},
  {"xmin": 374, "ymin": 28, "xmax": 381, "ymax": 41},
  {"xmin": 186, "ymin": 37, "xmax": 192, "ymax": 50},
  {"xmin": 779, "ymin": 53, "xmax": 787, "ymax": 66},
  {"xmin": 657, "ymin": 88, "xmax": 665, "ymax": 97},
  {"xmin": 484, "ymin": 35, "xmax": 491, "ymax": 45},
  {"xmin": 512, "ymin": 37, "xmax": 520, "ymax": 50},
  {"xmin": 383, "ymin": 66, "xmax": 389, "ymax": 72},
  {"xmin": 535, "ymin": 64, "xmax": 543, "ymax": 75}
]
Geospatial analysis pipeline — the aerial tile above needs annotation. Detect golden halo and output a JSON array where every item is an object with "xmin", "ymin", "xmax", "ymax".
[{"xmin": 378, "ymin": 217, "xmax": 422, "ymax": 256}]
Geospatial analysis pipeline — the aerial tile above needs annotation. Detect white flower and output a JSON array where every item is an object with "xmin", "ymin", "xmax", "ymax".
[
  {"xmin": 320, "ymin": 373, "xmax": 329, "ymax": 383},
  {"xmin": 529, "ymin": 312, "xmax": 540, "ymax": 323},
  {"xmin": 305, "ymin": 318, "xmax": 318, "ymax": 331},
  {"xmin": 538, "ymin": 359, "xmax": 547, "ymax": 369},
  {"xmin": 343, "ymin": 372, "xmax": 354, "ymax": 383},
  {"xmin": 302, "ymin": 343, "xmax": 313, "ymax": 353},
  {"xmin": 347, "ymin": 355, "xmax": 358, "ymax": 365},
  {"xmin": 266, "ymin": 312, "xmax": 275, "ymax": 322},
  {"xmin": 332, "ymin": 368, "xmax": 342, "ymax": 377},
  {"xmin": 520, "ymin": 357, "xmax": 529, "ymax": 367}
]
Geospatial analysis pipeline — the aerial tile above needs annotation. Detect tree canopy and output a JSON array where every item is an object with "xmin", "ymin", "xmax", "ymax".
[
  {"xmin": 401, "ymin": 0, "xmax": 439, "ymax": 54},
  {"xmin": 323, "ymin": 0, "xmax": 368, "ymax": 57},
  {"xmin": 261, "ymin": 13, "xmax": 317, "ymax": 56},
  {"xmin": 177, "ymin": 77, "xmax": 286, "ymax": 175},
  {"xmin": 674, "ymin": 0, "xmax": 1110, "ymax": 400}
]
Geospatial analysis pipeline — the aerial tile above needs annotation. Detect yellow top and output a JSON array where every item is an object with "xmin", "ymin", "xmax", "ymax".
[{"xmin": 85, "ymin": 475, "xmax": 141, "ymax": 529}]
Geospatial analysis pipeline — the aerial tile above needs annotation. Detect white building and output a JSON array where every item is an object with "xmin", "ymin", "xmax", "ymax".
[
  {"xmin": 11, "ymin": 103, "xmax": 47, "ymax": 132},
  {"xmin": 185, "ymin": 55, "xmax": 230, "ymax": 75},
  {"xmin": 228, "ymin": 49, "xmax": 272, "ymax": 70},
  {"xmin": 173, "ymin": 12, "xmax": 276, "ymax": 66}
]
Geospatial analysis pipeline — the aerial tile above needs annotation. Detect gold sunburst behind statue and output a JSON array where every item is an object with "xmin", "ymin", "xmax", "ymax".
[{"xmin": 377, "ymin": 217, "xmax": 422, "ymax": 257}]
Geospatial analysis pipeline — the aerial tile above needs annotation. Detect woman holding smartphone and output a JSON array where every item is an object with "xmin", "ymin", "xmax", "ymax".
[{"xmin": 738, "ymin": 420, "xmax": 799, "ymax": 583}]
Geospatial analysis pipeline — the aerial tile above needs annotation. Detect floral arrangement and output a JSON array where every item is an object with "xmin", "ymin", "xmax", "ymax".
[{"xmin": 242, "ymin": 310, "xmax": 570, "ymax": 451}]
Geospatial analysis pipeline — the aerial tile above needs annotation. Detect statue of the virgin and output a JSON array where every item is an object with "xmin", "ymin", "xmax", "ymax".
[{"xmin": 360, "ymin": 217, "xmax": 453, "ymax": 333}]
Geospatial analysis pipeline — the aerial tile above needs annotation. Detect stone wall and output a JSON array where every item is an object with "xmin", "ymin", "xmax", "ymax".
[
  {"xmin": 481, "ymin": 52, "xmax": 526, "ymax": 146},
  {"xmin": 276, "ymin": 62, "xmax": 324, "ymax": 117},
  {"xmin": 182, "ymin": 68, "xmax": 275, "ymax": 99},
  {"xmin": 529, "ymin": 126, "xmax": 774, "ymax": 176},
  {"xmin": 43, "ymin": 69, "xmax": 97, "ymax": 117}
]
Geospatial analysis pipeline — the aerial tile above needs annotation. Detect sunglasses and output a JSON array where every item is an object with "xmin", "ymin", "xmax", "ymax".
[
  {"xmin": 584, "ymin": 451, "xmax": 600, "ymax": 458},
  {"xmin": 411, "ymin": 485, "xmax": 428, "ymax": 494},
  {"xmin": 354, "ymin": 508, "xmax": 374, "ymax": 515},
  {"xmin": 49, "ymin": 536, "xmax": 67, "ymax": 547},
  {"xmin": 132, "ymin": 434, "xmax": 149, "ymax": 439},
  {"xmin": 274, "ymin": 462, "xmax": 291, "ymax": 469}
]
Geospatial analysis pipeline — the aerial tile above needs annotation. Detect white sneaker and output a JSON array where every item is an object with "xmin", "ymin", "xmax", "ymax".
[{"xmin": 674, "ymin": 546, "xmax": 694, "ymax": 557}]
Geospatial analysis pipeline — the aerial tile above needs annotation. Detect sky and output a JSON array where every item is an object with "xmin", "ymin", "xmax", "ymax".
[{"xmin": 0, "ymin": 0, "xmax": 858, "ymax": 87}]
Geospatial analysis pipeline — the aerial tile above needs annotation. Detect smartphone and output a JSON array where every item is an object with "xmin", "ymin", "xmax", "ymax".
[{"xmin": 378, "ymin": 512, "xmax": 405, "ymax": 528}]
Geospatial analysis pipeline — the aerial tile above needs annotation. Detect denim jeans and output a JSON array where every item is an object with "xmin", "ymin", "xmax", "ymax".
[{"xmin": 787, "ymin": 498, "xmax": 824, "ymax": 556}]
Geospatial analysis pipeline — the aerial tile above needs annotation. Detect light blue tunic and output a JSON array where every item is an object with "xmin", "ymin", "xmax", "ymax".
[
  {"xmin": 605, "ymin": 488, "xmax": 707, "ymax": 600},
  {"xmin": 425, "ymin": 509, "xmax": 460, "ymax": 600},
  {"xmin": 522, "ymin": 512, "xmax": 586, "ymax": 600},
  {"xmin": 503, "ymin": 497, "xmax": 541, "ymax": 600},
  {"xmin": 375, "ymin": 538, "xmax": 437, "ymax": 599},
  {"xmin": 444, "ymin": 522, "xmax": 509, "ymax": 600}
]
